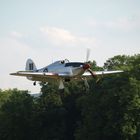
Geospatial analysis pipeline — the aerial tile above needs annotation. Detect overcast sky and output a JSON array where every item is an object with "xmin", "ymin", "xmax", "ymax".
[{"xmin": 0, "ymin": 0, "xmax": 140, "ymax": 93}]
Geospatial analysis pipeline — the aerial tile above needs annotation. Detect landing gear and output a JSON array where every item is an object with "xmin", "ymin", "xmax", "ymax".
[
  {"xmin": 65, "ymin": 78, "xmax": 70, "ymax": 82},
  {"xmin": 83, "ymin": 78, "xmax": 89, "ymax": 90},
  {"xmin": 33, "ymin": 81, "xmax": 36, "ymax": 86},
  {"xmin": 59, "ymin": 80, "xmax": 64, "ymax": 90}
]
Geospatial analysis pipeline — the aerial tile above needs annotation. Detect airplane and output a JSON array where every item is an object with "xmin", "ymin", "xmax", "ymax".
[{"xmin": 10, "ymin": 51, "xmax": 123, "ymax": 89}]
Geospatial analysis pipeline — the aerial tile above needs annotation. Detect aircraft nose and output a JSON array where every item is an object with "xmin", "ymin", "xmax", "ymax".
[{"xmin": 83, "ymin": 63, "xmax": 90, "ymax": 70}]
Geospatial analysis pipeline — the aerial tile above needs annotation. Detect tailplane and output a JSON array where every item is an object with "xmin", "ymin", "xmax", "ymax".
[{"xmin": 25, "ymin": 59, "xmax": 37, "ymax": 71}]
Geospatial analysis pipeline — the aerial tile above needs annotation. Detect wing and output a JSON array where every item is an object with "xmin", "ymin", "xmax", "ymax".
[
  {"xmin": 10, "ymin": 71, "xmax": 60, "ymax": 79},
  {"xmin": 10, "ymin": 71, "xmax": 71, "ymax": 80},
  {"xmin": 83, "ymin": 70, "xmax": 123, "ymax": 77}
]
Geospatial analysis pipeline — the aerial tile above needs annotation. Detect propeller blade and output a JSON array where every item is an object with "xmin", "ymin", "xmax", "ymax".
[
  {"xmin": 83, "ymin": 78, "xmax": 89, "ymax": 89},
  {"xmin": 87, "ymin": 69, "xmax": 96, "ymax": 78},
  {"xmin": 86, "ymin": 48, "xmax": 90, "ymax": 62}
]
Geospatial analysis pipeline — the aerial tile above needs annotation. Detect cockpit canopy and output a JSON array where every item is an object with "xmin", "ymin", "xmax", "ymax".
[
  {"xmin": 65, "ymin": 62, "xmax": 84, "ymax": 67},
  {"xmin": 49, "ymin": 59, "xmax": 84, "ymax": 68},
  {"xmin": 51, "ymin": 59, "xmax": 69, "ymax": 66}
]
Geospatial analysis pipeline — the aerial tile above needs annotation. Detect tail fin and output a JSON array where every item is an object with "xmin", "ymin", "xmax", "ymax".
[{"xmin": 25, "ymin": 59, "xmax": 37, "ymax": 71}]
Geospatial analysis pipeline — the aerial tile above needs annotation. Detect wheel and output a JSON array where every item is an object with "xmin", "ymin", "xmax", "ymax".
[{"xmin": 33, "ymin": 81, "xmax": 36, "ymax": 86}]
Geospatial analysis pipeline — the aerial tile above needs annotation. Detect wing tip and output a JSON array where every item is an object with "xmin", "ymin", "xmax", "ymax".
[{"xmin": 10, "ymin": 72, "xmax": 18, "ymax": 76}]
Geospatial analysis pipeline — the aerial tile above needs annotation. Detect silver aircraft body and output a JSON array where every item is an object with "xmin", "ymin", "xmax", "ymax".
[{"xmin": 10, "ymin": 58, "xmax": 123, "ymax": 89}]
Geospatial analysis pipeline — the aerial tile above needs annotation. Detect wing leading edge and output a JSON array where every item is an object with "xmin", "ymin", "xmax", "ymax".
[
  {"xmin": 10, "ymin": 71, "xmax": 73, "ymax": 79},
  {"xmin": 83, "ymin": 70, "xmax": 123, "ymax": 77},
  {"xmin": 10, "ymin": 70, "xmax": 123, "ymax": 81},
  {"xmin": 10, "ymin": 71, "xmax": 59, "ymax": 79}
]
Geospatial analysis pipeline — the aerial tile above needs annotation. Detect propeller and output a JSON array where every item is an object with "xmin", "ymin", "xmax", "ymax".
[{"xmin": 83, "ymin": 49, "xmax": 96, "ymax": 78}]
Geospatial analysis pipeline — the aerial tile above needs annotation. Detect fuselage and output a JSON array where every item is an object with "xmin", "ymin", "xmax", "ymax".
[
  {"xmin": 25, "ymin": 59, "xmax": 91, "ymax": 83},
  {"xmin": 37, "ymin": 60, "xmax": 85, "ymax": 77}
]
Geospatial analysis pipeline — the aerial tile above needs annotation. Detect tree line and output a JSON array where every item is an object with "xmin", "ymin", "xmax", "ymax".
[{"xmin": 0, "ymin": 54, "xmax": 140, "ymax": 140}]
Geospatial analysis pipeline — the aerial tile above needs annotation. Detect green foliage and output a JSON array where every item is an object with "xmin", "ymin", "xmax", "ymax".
[
  {"xmin": 75, "ymin": 76, "xmax": 140, "ymax": 140},
  {"xmin": 104, "ymin": 55, "xmax": 131, "ymax": 70},
  {"xmin": 31, "ymin": 83, "xmax": 67, "ymax": 140},
  {"xmin": 0, "ymin": 89, "xmax": 33, "ymax": 140},
  {"xmin": 75, "ymin": 54, "xmax": 140, "ymax": 140}
]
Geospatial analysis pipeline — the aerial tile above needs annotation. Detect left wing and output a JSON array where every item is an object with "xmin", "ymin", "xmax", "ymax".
[
  {"xmin": 82, "ymin": 70, "xmax": 123, "ymax": 77},
  {"xmin": 10, "ymin": 71, "xmax": 71, "ymax": 79},
  {"xmin": 10, "ymin": 71, "xmax": 60, "ymax": 79}
]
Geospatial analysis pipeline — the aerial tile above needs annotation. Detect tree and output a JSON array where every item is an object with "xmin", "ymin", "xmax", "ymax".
[
  {"xmin": 0, "ymin": 89, "xmax": 34, "ymax": 140},
  {"xmin": 75, "ymin": 54, "xmax": 140, "ymax": 140},
  {"xmin": 31, "ymin": 83, "xmax": 66, "ymax": 140}
]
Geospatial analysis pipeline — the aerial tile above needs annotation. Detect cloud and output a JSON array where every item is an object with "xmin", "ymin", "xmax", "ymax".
[
  {"xmin": 40, "ymin": 26, "xmax": 96, "ymax": 47},
  {"xmin": 40, "ymin": 26, "xmax": 76, "ymax": 43}
]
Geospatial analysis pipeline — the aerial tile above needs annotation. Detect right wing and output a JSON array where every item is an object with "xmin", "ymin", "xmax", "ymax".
[{"xmin": 82, "ymin": 70, "xmax": 123, "ymax": 77}]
